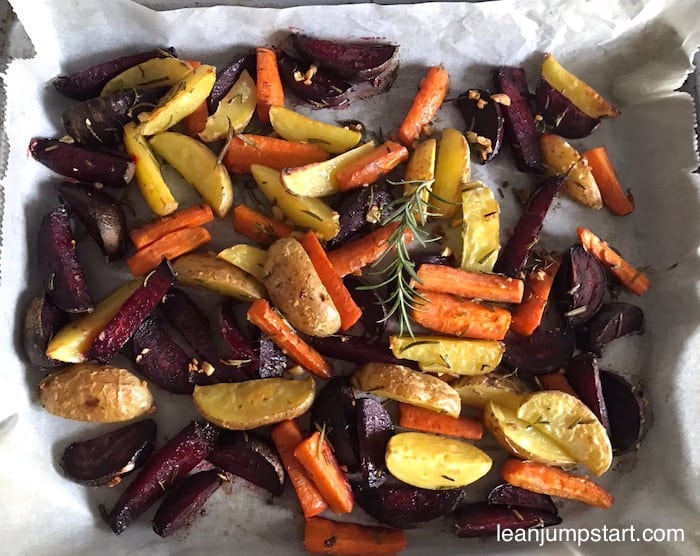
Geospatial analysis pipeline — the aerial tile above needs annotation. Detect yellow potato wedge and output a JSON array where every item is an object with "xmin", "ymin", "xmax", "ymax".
[
  {"xmin": 484, "ymin": 401, "xmax": 577, "ymax": 467},
  {"xmin": 199, "ymin": 69, "xmax": 256, "ymax": 143},
  {"xmin": 172, "ymin": 252, "xmax": 267, "ymax": 301},
  {"xmin": 432, "ymin": 128, "xmax": 470, "ymax": 217},
  {"xmin": 250, "ymin": 164, "xmax": 339, "ymax": 240},
  {"xmin": 460, "ymin": 182, "xmax": 500, "ymax": 272},
  {"xmin": 280, "ymin": 141, "xmax": 376, "ymax": 198},
  {"xmin": 217, "ymin": 244, "xmax": 267, "ymax": 282},
  {"xmin": 46, "ymin": 280, "xmax": 141, "ymax": 363},
  {"xmin": 140, "ymin": 64, "xmax": 216, "ymax": 136},
  {"xmin": 517, "ymin": 390, "xmax": 613, "ymax": 476},
  {"xmin": 389, "ymin": 335, "xmax": 503, "ymax": 375},
  {"xmin": 101, "ymin": 56, "xmax": 194, "ymax": 96},
  {"xmin": 451, "ymin": 373, "xmax": 531, "ymax": 410},
  {"xmin": 403, "ymin": 139, "xmax": 436, "ymax": 223},
  {"xmin": 385, "ymin": 432, "xmax": 492, "ymax": 490},
  {"xmin": 352, "ymin": 362, "xmax": 461, "ymax": 418},
  {"xmin": 39, "ymin": 363, "xmax": 154, "ymax": 422},
  {"xmin": 123, "ymin": 122, "xmax": 178, "ymax": 216},
  {"xmin": 149, "ymin": 131, "xmax": 233, "ymax": 218},
  {"xmin": 540, "ymin": 134, "xmax": 602, "ymax": 209},
  {"xmin": 269, "ymin": 105, "xmax": 362, "ymax": 154},
  {"xmin": 193, "ymin": 376, "xmax": 315, "ymax": 430}
]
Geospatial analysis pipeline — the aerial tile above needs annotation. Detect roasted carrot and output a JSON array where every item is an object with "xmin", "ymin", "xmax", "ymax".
[
  {"xmin": 500, "ymin": 459, "xmax": 614, "ymax": 509},
  {"xmin": 294, "ymin": 431, "xmax": 354, "ymax": 514},
  {"xmin": 398, "ymin": 403, "xmax": 483, "ymax": 440},
  {"xmin": 334, "ymin": 141, "xmax": 409, "ymax": 191},
  {"xmin": 410, "ymin": 291, "xmax": 511, "ymax": 340},
  {"xmin": 537, "ymin": 371, "xmax": 579, "ymax": 397},
  {"xmin": 577, "ymin": 227, "xmax": 649, "ymax": 296},
  {"xmin": 247, "ymin": 299, "xmax": 331, "ymax": 378},
  {"xmin": 270, "ymin": 420, "xmax": 329, "ymax": 518},
  {"xmin": 583, "ymin": 147, "xmax": 634, "ymax": 216},
  {"xmin": 415, "ymin": 264, "xmax": 524, "ymax": 304},
  {"xmin": 327, "ymin": 223, "xmax": 413, "ymax": 277},
  {"xmin": 126, "ymin": 226, "xmax": 211, "ymax": 276},
  {"xmin": 222, "ymin": 134, "xmax": 328, "ymax": 174},
  {"xmin": 304, "ymin": 517, "xmax": 407, "ymax": 556},
  {"xmin": 256, "ymin": 47, "xmax": 284, "ymax": 123},
  {"xmin": 299, "ymin": 231, "xmax": 362, "ymax": 330},
  {"xmin": 182, "ymin": 101, "xmax": 208, "ymax": 137},
  {"xmin": 398, "ymin": 65, "xmax": 450, "ymax": 147},
  {"xmin": 129, "ymin": 203, "xmax": 214, "ymax": 250},
  {"xmin": 509, "ymin": 258, "xmax": 561, "ymax": 336},
  {"xmin": 232, "ymin": 204, "xmax": 294, "ymax": 246}
]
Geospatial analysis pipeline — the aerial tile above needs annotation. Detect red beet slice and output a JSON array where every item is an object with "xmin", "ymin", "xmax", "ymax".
[
  {"xmin": 216, "ymin": 298, "xmax": 259, "ymax": 380},
  {"xmin": 564, "ymin": 352, "xmax": 611, "ymax": 436},
  {"xmin": 487, "ymin": 483, "xmax": 558, "ymax": 515},
  {"xmin": 555, "ymin": 244, "xmax": 606, "ymax": 327},
  {"xmin": 584, "ymin": 302, "xmax": 645, "ymax": 354},
  {"xmin": 504, "ymin": 326, "xmax": 575, "ymax": 375},
  {"xmin": 23, "ymin": 294, "xmax": 68, "ymax": 368},
  {"xmin": 535, "ymin": 79, "xmax": 601, "ymax": 139},
  {"xmin": 600, "ymin": 370, "xmax": 649, "ymax": 455},
  {"xmin": 452, "ymin": 502, "xmax": 561, "ymax": 537},
  {"xmin": 278, "ymin": 54, "xmax": 353, "ymax": 108},
  {"xmin": 456, "ymin": 88, "xmax": 505, "ymax": 163},
  {"xmin": 356, "ymin": 397, "xmax": 394, "ymax": 488}
]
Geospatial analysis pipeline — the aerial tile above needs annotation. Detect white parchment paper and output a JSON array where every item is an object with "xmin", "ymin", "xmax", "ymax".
[{"xmin": 1, "ymin": 0, "xmax": 699, "ymax": 554}]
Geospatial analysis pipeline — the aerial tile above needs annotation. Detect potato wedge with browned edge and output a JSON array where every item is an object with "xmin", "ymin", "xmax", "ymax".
[
  {"xmin": 270, "ymin": 105, "xmax": 362, "ymax": 154},
  {"xmin": 452, "ymin": 373, "xmax": 531, "ymax": 411},
  {"xmin": 217, "ymin": 244, "xmax": 267, "ymax": 282},
  {"xmin": 101, "ymin": 57, "xmax": 194, "ymax": 96}
]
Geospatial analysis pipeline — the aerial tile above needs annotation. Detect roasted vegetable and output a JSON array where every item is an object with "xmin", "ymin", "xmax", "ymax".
[
  {"xmin": 487, "ymin": 483, "xmax": 558, "ymax": 514},
  {"xmin": 555, "ymin": 243, "xmax": 606, "ymax": 326},
  {"xmin": 456, "ymin": 89, "xmax": 504, "ymax": 163},
  {"xmin": 101, "ymin": 57, "xmax": 195, "ymax": 96},
  {"xmin": 460, "ymin": 183, "xmax": 500, "ymax": 273},
  {"xmin": 503, "ymin": 325, "xmax": 576, "ymax": 375},
  {"xmin": 452, "ymin": 502, "xmax": 561, "ymax": 537},
  {"xmin": 535, "ymin": 79, "xmax": 601, "ymax": 139},
  {"xmin": 584, "ymin": 302, "xmax": 645, "ymax": 354},
  {"xmin": 356, "ymin": 397, "xmax": 394, "ymax": 488},
  {"xmin": 198, "ymin": 69, "xmax": 256, "ymax": 142},
  {"xmin": 22, "ymin": 294, "xmax": 67, "ymax": 368},
  {"xmin": 564, "ymin": 352, "xmax": 611, "ymax": 435},
  {"xmin": 452, "ymin": 372, "xmax": 531, "ymax": 410},
  {"xmin": 325, "ymin": 185, "xmax": 392, "ymax": 250},
  {"xmin": 207, "ymin": 53, "xmax": 255, "ymax": 114},
  {"xmin": 310, "ymin": 335, "xmax": 411, "ymax": 368},
  {"xmin": 600, "ymin": 369, "xmax": 649, "ymax": 455},
  {"xmin": 344, "ymin": 275, "xmax": 389, "ymax": 342},
  {"xmin": 216, "ymin": 298, "xmax": 260, "ymax": 380},
  {"xmin": 431, "ymin": 128, "xmax": 470, "ymax": 217},
  {"xmin": 278, "ymin": 53, "xmax": 353, "ymax": 107}
]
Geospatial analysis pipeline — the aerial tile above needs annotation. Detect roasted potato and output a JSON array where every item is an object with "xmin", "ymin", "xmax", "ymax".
[
  {"xmin": 217, "ymin": 244, "xmax": 267, "ymax": 282},
  {"xmin": 199, "ymin": 69, "xmax": 256, "ymax": 143},
  {"xmin": 270, "ymin": 105, "xmax": 362, "ymax": 154},
  {"xmin": 451, "ymin": 372, "xmax": 531, "ymax": 410},
  {"xmin": 460, "ymin": 183, "xmax": 500, "ymax": 273},
  {"xmin": 101, "ymin": 56, "xmax": 194, "ymax": 96},
  {"xmin": 432, "ymin": 128, "xmax": 470, "ymax": 217}
]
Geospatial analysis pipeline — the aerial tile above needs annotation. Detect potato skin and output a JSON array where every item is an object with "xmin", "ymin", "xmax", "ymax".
[
  {"xmin": 263, "ymin": 237, "xmax": 340, "ymax": 337},
  {"xmin": 38, "ymin": 363, "xmax": 155, "ymax": 423}
]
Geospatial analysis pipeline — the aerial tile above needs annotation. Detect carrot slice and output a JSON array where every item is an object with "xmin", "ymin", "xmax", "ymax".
[
  {"xmin": 398, "ymin": 65, "xmax": 450, "ymax": 147},
  {"xmin": 270, "ymin": 420, "xmax": 329, "ymax": 518},
  {"xmin": 246, "ymin": 299, "xmax": 331, "ymax": 379},
  {"xmin": 500, "ymin": 459, "xmax": 614, "ymax": 509},
  {"xmin": 304, "ymin": 517, "xmax": 407, "ymax": 556},
  {"xmin": 334, "ymin": 141, "xmax": 409, "ymax": 191},
  {"xmin": 509, "ymin": 258, "xmax": 561, "ymax": 337},
  {"xmin": 415, "ymin": 264, "xmax": 524, "ymax": 304},
  {"xmin": 299, "ymin": 231, "xmax": 362, "ymax": 330},
  {"xmin": 537, "ymin": 371, "xmax": 579, "ymax": 397},
  {"xmin": 398, "ymin": 403, "xmax": 483, "ymax": 440},
  {"xmin": 294, "ymin": 431, "xmax": 354, "ymax": 514},
  {"xmin": 126, "ymin": 226, "xmax": 211, "ymax": 277},
  {"xmin": 182, "ymin": 101, "xmax": 208, "ymax": 137},
  {"xmin": 583, "ymin": 147, "xmax": 634, "ymax": 216},
  {"xmin": 577, "ymin": 227, "xmax": 649, "ymax": 296},
  {"xmin": 256, "ymin": 47, "xmax": 284, "ymax": 123},
  {"xmin": 222, "ymin": 134, "xmax": 328, "ymax": 174},
  {"xmin": 410, "ymin": 291, "xmax": 512, "ymax": 340},
  {"xmin": 129, "ymin": 203, "xmax": 214, "ymax": 250},
  {"xmin": 232, "ymin": 204, "xmax": 293, "ymax": 246}
]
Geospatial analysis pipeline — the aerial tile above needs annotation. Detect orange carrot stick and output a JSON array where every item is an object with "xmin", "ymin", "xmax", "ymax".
[
  {"xmin": 222, "ymin": 134, "xmax": 328, "ymax": 174},
  {"xmin": 256, "ymin": 47, "xmax": 284, "ymax": 123},
  {"xmin": 583, "ymin": 147, "xmax": 634, "ymax": 216},
  {"xmin": 410, "ymin": 291, "xmax": 512, "ymax": 340},
  {"xmin": 129, "ymin": 203, "xmax": 214, "ymax": 250},
  {"xmin": 247, "ymin": 299, "xmax": 331, "ymax": 379},
  {"xmin": 536, "ymin": 371, "xmax": 579, "ymax": 397},
  {"xmin": 398, "ymin": 65, "xmax": 450, "ymax": 147},
  {"xmin": 577, "ymin": 227, "xmax": 649, "ymax": 296},
  {"xmin": 500, "ymin": 459, "xmax": 614, "ymax": 509},
  {"xmin": 294, "ymin": 431, "xmax": 354, "ymax": 514},
  {"xmin": 182, "ymin": 101, "xmax": 208, "ymax": 137},
  {"xmin": 334, "ymin": 141, "xmax": 409, "ymax": 191},
  {"xmin": 232, "ymin": 204, "xmax": 293, "ymax": 246},
  {"xmin": 299, "ymin": 231, "xmax": 362, "ymax": 330},
  {"xmin": 415, "ymin": 264, "xmax": 524, "ymax": 304},
  {"xmin": 304, "ymin": 517, "xmax": 407, "ymax": 556},
  {"xmin": 126, "ymin": 226, "xmax": 211, "ymax": 276},
  {"xmin": 270, "ymin": 420, "xmax": 329, "ymax": 518},
  {"xmin": 398, "ymin": 403, "xmax": 483, "ymax": 440},
  {"xmin": 509, "ymin": 258, "xmax": 561, "ymax": 337}
]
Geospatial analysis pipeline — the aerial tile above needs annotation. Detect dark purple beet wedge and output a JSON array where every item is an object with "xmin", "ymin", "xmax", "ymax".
[
  {"xmin": 504, "ymin": 326, "xmax": 575, "ymax": 375},
  {"xmin": 600, "ymin": 370, "xmax": 650, "ymax": 455},
  {"xmin": 555, "ymin": 244, "xmax": 606, "ymax": 327},
  {"xmin": 487, "ymin": 483, "xmax": 558, "ymax": 515},
  {"xmin": 22, "ymin": 294, "xmax": 68, "ymax": 368},
  {"xmin": 535, "ymin": 79, "xmax": 601, "ymax": 139},
  {"xmin": 565, "ymin": 352, "xmax": 611, "ymax": 436},
  {"xmin": 326, "ymin": 186, "xmax": 392, "ymax": 249},
  {"xmin": 278, "ymin": 54, "xmax": 353, "ymax": 108},
  {"xmin": 456, "ymin": 88, "xmax": 505, "ymax": 163},
  {"xmin": 208, "ymin": 53, "xmax": 256, "ymax": 114},
  {"xmin": 452, "ymin": 502, "xmax": 562, "ymax": 537},
  {"xmin": 216, "ymin": 298, "xmax": 259, "ymax": 380},
  {"xmin": 356, "ymin": 397, "xmax": 394, "ymax": 488},
  {"xmin": 583, "ymin": 302, "xmax": 645, "ymax": 354}
]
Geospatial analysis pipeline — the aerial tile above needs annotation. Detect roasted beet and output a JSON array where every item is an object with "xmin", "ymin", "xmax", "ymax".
[
  {"xmin": 584, "ymin": 302, "xmax": 645, "ymax": 354},
  {"xmin": 600, "ymin": 370, "xmax": 649, "ymax": 455},
  {"xmin": 207, "ymin": 431, "xmax": 285, "ymax": 496},
  {"xmin": 38, "ymin": 205, "xmax": 94, "ymax": 313},
  {"xmin": 535, "ymin": 79, "xmax": 601, "ymax": 139},
  {"xmin": 29, "ymin": 138, "xmax": 135, "ymax": 188},
  {"xmin": 216, "ymin": 298, "xmax": 259, "ymax": 380},
  {"xmin": 132, "ymin": 317, "xmax": 195, "ymax": 394},
  {"xmin": 22, "ymin": 294, "xmax": 67, "ymax": 368},
  {"xmin": 208, "ymin": 53, "xmax": 256, "ymax": 114},
  {"xmin": 326, "ymin": 185, "xmax": 392, "ymax": 250},
  {"xmin": 564, "ymin": 353, "xmax": 611, "ymax": 435},
  {"xmin": 555, "ymin": 244, "xmax": 606, "ymax": 327},
  {"xmin": 493, "ymin": 176, "xmax": 565, "ymax": 277},
  {"xmin": 60, "ymin": 419, "xmax": 156, "ymax": 487},
  {"xmin": 278, "ymin": 54, "xmax": 353, "ymax": 108},
  {"xmin": 452, "ymin": 502, "xmax": 562, "ymax": 537},
  {"xmin": 354, "ymin": 481, "xmax": 461, "ymax": 529},
  {"xmin": 356, "ymin": 397, "xmax": 394, "ymax": 488},
  {"xmin": 52, "ymin": 47, "xmax": 177, "ymax": 100},
  {"xmin": 153, "ymin": 469, "xmax": 223, "ymax": 537},
  {"xmin": 344, "ymin": 275, "xmax": 388, "ymax": 342},
  {"xmin": 88, "ymin": 260, "xmax": 175, "ymax": 362},
  {"xmin": 311, "ymin": 335, "xmax": 415, "ymax": 368},
  {"xmin": 105, "ymin": 420, "xmax": 219, "ymax": 534},
  {"xmin": 456, "ymin": 88, "xmax": 504, "ymax": 163},
  {"xmin": 56, "ymin": 181, "xmax": 127, "ymax": 261},
  {"xmin": 258, "ymin": 335, "xmax": 287, "ymax": 378},
  {"xmin": 487, "ymin": 483, "xmax": 558, "ymax": 514},
  {"xmin": 504, "ymin": 326, "xmax": 575, "ymax": 375}
]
